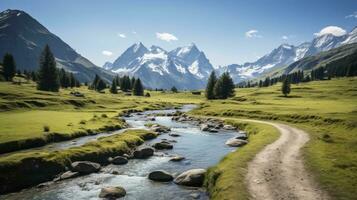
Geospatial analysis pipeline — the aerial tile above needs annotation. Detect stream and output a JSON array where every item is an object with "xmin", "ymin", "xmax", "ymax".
[{"xmin": 2, "ymin": 105, "xmax": 244, "ymax": 200}]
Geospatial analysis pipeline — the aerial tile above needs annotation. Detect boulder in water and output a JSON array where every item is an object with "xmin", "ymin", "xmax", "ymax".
[
  {"xmin": 71, "ymin": 161, "xmax": 101, "ymax": 174},
  {"xmin": 225, "ymin": 138, "xmax": 248, "ymax": 147},
  {"xmin": 152, "ymin": 142, "xmax": 173, "ymax": 150},
  {"xmin": 133, "ymin": 147, "xmax": 155, "ymax": 159},
  {"xmin": 170, "ymin": 156, "xmax": 185, "ymax": 162},
  {"xmin": 148, "ymin": 170, "xmax": 174, "ymax": 182},
  {"xmin": 174, "ymin": 169, "xmax": 206, "ymax": 187},
  {"xmin": 110, "ymin": 156, "xmax": 128, "ymax": 165},
  {"xmin": 99, "ymin": 186, "xmax": 126, "ymax": 199}
]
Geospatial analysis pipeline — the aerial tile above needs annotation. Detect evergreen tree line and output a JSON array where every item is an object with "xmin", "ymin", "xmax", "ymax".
[
  {"xmin": 0, "ymin": 46, "xmax": 81, "ymax": 92},
  {"xmin": 76, "ymin": 68, "xmax": 146, "ymax": 96},
  {"xmin": 59, "ymin": 68, "xmax": 80, "ymax": 88},
  {"xmin": 239, "ymin": 56, "xmax": 357, "ymax": 89},
  {"xmin": 205, "ymin": 71, "xmax": 235, "ymax": 100}
]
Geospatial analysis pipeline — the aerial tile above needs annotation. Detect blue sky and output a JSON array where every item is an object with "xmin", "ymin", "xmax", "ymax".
[{"xmin": 1, "ymin": 0, "xmax": 357, "ymax": 67}]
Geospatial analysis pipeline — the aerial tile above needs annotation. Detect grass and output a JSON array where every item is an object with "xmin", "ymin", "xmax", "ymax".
[
  {"xmin": 0, "ymin": 129, "xmax": 157, "ymax": 194},
  {"xmin": 0, "ymin": 81, "xmax": 201, "ymax": 152},
  {"xmin": 192, "ymin": 77, "xmax": 357, "ymax": 199},
  {"xmin": 0, "ymin": 77, "xmax": 356, "ymax": 198},
  {"xmin": 204, "ymin": 120, "xmax": 280, "ymax": 200}
]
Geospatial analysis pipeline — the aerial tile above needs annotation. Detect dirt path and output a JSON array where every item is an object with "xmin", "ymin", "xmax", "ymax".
[{"xmin": 244, "ymin": 120, "xmax": 330, "ymax": 200}]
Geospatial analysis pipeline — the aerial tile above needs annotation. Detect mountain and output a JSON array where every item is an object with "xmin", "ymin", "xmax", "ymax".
[
  {"xmin": 284, "ymin": 42, "xmax": 357, "ymax": 74},
  {"xmin": 0, "ymin": 9, "xmax": 114, "ymax": 82},
  {"xmin": 220, "ymin": 27, "xmax": 357, "ymax": 83},
  {"xmin": 105, "ymin": 43, "xmax": 214, "ymax": 89}
]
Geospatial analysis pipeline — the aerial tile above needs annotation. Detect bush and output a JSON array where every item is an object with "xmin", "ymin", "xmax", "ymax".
[
  {"xmin": 145, "ymin": 92, "xmax": 151, "ymax": 97},
  {"xmin": 101, "ymin": 114, "xmax": 108, "ymax": 118},
  {"xmin": 43, "ymin": 125, "xmax": 50, "ymax": 132},
  {"xmin": 79, "ymin": 120, "xmax": 86, "ymax": 124}
]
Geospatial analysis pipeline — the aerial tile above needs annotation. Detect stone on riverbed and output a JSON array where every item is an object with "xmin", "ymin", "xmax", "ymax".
[
  {"xmin": 60, "ymin": 171, "xmax": 80, "ymax": 180},
  {"xmin": 109, "ymin": 156, "xmax": 128, "ymax": 165},
  {"xmin": 200, "ymin": 124, "xmax": 210, "ymax": 131},
  {"xmin": 152, "ymin": 141, "xmax": 173, "ymax": 150},
  {"xmin": 174, "ymin": 169, "xmax": 206, "ymax": 187},
  {"xmin": 71, "ymin": 161, "xmax": 101, "ymax": 174},
  {"xmin": 169, "ymin": 133, "xmax": 181, "ymax": 137},
  {"xmin": 223, "ymin": 124, "xmax": 236, "ymax": 130},
  {"xmin": 99, "ymin": 186, "xmax": 126, "ymax": 199},
  {"xmin": 225, "ymin": 137, "xmax": 248, "ymax": 147},
  {"xmin": 170, "ymin": 156, "xmax": 185, "ymax": 162},
  {"xmin": 133, "ymin": 147, "xmax": 155, "ymax": 159},
  {"xmin": 148, "ymin": 170, "xmax": 174, "ymax": 182}
]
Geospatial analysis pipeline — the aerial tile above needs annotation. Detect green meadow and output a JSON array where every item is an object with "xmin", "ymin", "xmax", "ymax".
[{"xmin": 0, "ymin": 77, "xmax": 356, "ymax": 199}]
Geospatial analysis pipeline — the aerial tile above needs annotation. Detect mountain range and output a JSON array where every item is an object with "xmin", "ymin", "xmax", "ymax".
[
  {"xmin": 1, "ymin": 9, "xmax": 356, "ymax": 89},
  {"xmin": 104, "ymin": 42, "xmax": 214, "ymax": 89},
  {"xmin": 218, "ymin": 27, "xmax": 357, "ymax": 82},
  {"xmin": 0, "ymin": 9, "xmax": 114, "ymax": 83}
]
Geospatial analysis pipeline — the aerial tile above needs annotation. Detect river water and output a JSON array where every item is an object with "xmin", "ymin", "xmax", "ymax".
[{"xmin": 3, "ymin": 105, "xmax": 243, "ymax": 200}]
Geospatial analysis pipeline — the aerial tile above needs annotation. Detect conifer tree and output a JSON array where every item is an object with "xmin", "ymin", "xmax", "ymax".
[
  {"xmin": 37, "ymin": 45, "xmax": 60, "ymax": 92},
  {"xmin": 213, "ymin": 72, "xmax": 235, "ymax": 99},
  {"xmin": 2, "ymin": 53, "xmax": 16, "ymax": 81},
  {"xmin": 131, "ymin": 77, "xmax": 136, "ymax": 89},
  {"xmin": 205, "ymin": 71, "xmax": 217, "ymax": 99},
  {"xmin": 110, "ymin": 80, "xmax": 118, "ymax": 94},
  {"xmin": 171, "ymin": 86, "xmax": 178, "ymax": 93},
  {"xmin": 282, "ymin": 78, "xmax": 291, "ymax": 97},
  {"xmin": 132, "ymin": 78, "xmax": 144, "ymax": 96},
  {"xmin": 70, "ymin": 73, "xmax": 76, "ymax": 88}
]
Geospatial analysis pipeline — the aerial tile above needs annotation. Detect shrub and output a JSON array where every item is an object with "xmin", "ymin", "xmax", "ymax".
[
  {"xmin": 43, "ymin": 125, "xmax": 50, "ymax": 132},
  {"xmin": 101, "ymin": 114, "xmax": 108, "ymax": 118},
  {"xmin": 79, "ymin": 120, "xmax": 86, "ymax": 124}
]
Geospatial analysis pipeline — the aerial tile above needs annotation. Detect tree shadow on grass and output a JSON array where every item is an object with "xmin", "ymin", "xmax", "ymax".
[{"xmin": 277, "ymin": 95, "xmax": 302, "ymax": 98}]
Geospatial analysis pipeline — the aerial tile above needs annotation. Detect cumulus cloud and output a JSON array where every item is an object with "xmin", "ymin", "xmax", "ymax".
[
  {"xmin": 156, "ymin": 32, "xmax": 178, "ymax": 42},
  {"xmin": 102, "ymin": 50, "xmax": 113, "ymax": 56},
  {"xmin": 314, "ymin": 26, "xmax": 347, "ymax": 37},
  {"xmin": 118, "ymin": 33, "xmax": 126, "ymax": 38},
  {"xmin": 245, "ymin": 30, "xmax": 262, "ymax": 38},
  {"xmin": 346, "ymin": 11, "xmax": 357, "ymax": 19},
  {"xmin": 282, "ymin": 35, "xmax": 289, "ymax": 40}
]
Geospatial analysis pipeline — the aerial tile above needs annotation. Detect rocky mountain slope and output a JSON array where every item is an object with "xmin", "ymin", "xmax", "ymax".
[
  {"xmin": 0, "ymin": 9, "xmax": 114, "ymax": 82},
  {"xmin": 105, "ymin": 43, "xmax": 214, "ymax": 89}
]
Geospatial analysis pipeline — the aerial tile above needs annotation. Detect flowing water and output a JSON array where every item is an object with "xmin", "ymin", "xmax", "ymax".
[{"xmin": 3, "ymin": 105, "xmax": 244, "ymax": 200}]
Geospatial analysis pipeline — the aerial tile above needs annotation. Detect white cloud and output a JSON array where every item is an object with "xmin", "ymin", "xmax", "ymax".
[
  {"xmin": 346, "ymin": 11, "xmax": 357, "ymax": 19},
  {"xmin": 132, "ymin": 31, "xmax": 137, "ymax": 34},
  {"xmin": 118, "ymin": 33, "xmax": 126, "ymax": 38},
  {"xmin": 282, "ymin": 35, "xmax": 289, "ymax": 40},
  {"xmin": 245, "ymin": 30, "xmax": 262, "ymax": 38},
  {"xmin": 314, "ymin": 26, "xmax": 347, "ymax": 37},
  {"xmin": 156, "ymin": 32, "xmax": 178, "ymax": 42},
  {"xmin": 102, "ymin": 50, "xmax": 113, "ymax": 56}
]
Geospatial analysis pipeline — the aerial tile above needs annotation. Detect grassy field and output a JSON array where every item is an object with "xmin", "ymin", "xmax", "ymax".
[
  {"xmin": 0, "ymin": 77, "xmax": 356, "ymax": 198},
  {"xmin": 0, "ymin": 81, "xmax": 202, "ymax": 152},
  {"xmin": 192, "ymin": 77, "xmax": 357, "ymax": 200}
]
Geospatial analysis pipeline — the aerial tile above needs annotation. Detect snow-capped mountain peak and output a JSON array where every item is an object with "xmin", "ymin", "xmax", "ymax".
[{"xmin": 106, "ymin": 43, "xmax": 214, "ymax": 89}]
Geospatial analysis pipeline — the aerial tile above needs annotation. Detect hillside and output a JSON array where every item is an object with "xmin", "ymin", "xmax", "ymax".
[{"xmin": 0, "ymin": 9, "xmax": 114, "ymax": 83}]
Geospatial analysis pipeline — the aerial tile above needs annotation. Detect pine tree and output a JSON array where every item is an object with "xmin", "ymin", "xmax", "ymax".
[
  {"xmin": 205, "ymin": 71, "xmax": 217, "ymax": 99},
  {"xmin": 132, "ymin": 78, "xmax": 144, "ymax": 96},
  {"xmin": 96, "ymin": 79, "xmax": 106, "ymax": 91},
  {"xmin": 2, "ymin": 53, "xmax": 16, "ymax": 81},
  {"xmin": 37, "ymin": 45, "xmax": 60, "ymax": 92},
  {"xmin": 281, "ymin": 78, "xmax": 291, "ymax": 97},
  {"xmin": 214, "ymin": 72, "xmax": 235, "ymax": 99},
  {"xmin": 171, "ymin": 86, "xmax": 178, "ymax": 93},
  {"xmin": 131, "ymin": 77, "xmax": 136, "ymax": 89},
  {"xmin": 110, "ymin": 80, "xmax": 118, "ymax": 94},
  {"xmin": 70, "ymin": 73, "xmax": 76, "ymax": 88}
]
